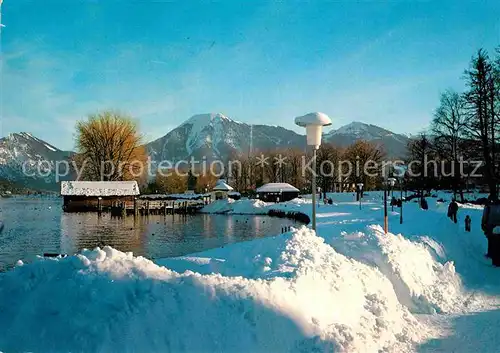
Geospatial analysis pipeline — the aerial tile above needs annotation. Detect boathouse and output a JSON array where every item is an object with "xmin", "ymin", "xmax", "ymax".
[
  {"xmin": 213, "ymin": 179, "xmax": 234, "ymax": 200},
  {"xmin": 61, "ymin": 181, "xmax": 140, "ymax": 212},
  {"xmin": 256, "ymin": 183, "xmax": 299, "ymax": 202}
]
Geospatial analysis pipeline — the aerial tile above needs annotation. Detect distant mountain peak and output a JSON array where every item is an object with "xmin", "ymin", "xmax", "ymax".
[
  {"xmin": 6, "ymin": 132, "xmax": 61, "ymax": 152},
  {"xmin": 181, "ymin": 113, "xmax": 239, "ymax": 128},
  {"xmin": 324, "ymin": 121, "xmax": 409, "ymax": 157},
  {"xmin": 332, "ymin": 121, "xmax": 372, "ymax": 135},
  {"xmin": 146, "ymin": 113, "xmax": 304, "ymax": 163},
  {"xmin": 0, "ymin": 132, "xmax": 72, "ymax": 190}
]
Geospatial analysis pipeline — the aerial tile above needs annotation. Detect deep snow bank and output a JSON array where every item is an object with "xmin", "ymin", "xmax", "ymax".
[
  {"xmin": 201, "ymin": 198, "xmax": 269, "ymax": 214},
  {"xmin": 202, "ymin": 199, "xmax": 312, "ymax": 223},
  {"xmin": 0, "ymin": 227, "xmax": 432, "ymax": 353},
  {"xmin": 372, "ymin": 226, "xmax": 463, "ymax": 314},
  {"xmin": 201, "ymin": 198, "xmax": 311, "ymax": 215},
  {"xmin": 329, "ymin": 225, "xmax": 463, "ymax": 314}
]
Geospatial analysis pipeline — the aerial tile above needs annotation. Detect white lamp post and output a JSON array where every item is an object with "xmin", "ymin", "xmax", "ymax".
[
  {"xmin": 295, "ymin": 112, "xmax": 332, "ymax": 231},
  {"xmin": 388, "ymin": 177, "xmax": 396, "ymax": 211},
  {"xmin": 357, "ymin": 183, "xmax": 364, "ymax": 209},
  {"xmin": 383, "ymin": 177, "xmax": 396, "ymax": 233}
]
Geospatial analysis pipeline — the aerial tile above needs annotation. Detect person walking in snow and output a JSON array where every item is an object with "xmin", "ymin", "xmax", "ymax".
[
  {"xmin": 481, "ymin": 197, "xmax": 500, "ymax": 266},
  {"xmin": 449, "ymin": 199, "xmax": 459, "ymax": 223},
  {"xmin": 465, "ymin": 215, "xmax": 471, "ymax": 232}
]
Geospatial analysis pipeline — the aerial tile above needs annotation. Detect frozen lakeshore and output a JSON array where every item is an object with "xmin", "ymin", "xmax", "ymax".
[{"xmin": 1, "ymin": 192, "xmax": 499, "ymax": 352}]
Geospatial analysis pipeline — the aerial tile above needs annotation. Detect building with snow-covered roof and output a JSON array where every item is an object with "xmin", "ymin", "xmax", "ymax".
[
  {"xmin": 60, "ymin": 181, "xmax": 140, "ymax": 212},
  {"xmin": 256, "ymin": 183, "xmax": 300, "ymax": 202},
  {"xmin": 213, "ymin": 179, "xmax": 234, "ymax": 200}
]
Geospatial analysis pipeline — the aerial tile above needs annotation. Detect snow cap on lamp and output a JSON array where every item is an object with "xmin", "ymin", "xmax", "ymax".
[{"xmin": 294, "ymin": 112, "xmax": 332, "ymax": 148}]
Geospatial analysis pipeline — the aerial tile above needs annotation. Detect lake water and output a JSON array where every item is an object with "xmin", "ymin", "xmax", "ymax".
[{"xmin": 0, "ymin": 196, "xmax": 299, "ymax": 271}]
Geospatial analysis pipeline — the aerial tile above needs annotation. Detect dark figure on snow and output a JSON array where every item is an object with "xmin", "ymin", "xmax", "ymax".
[
  {"xmin": 481, "ymin": 197, "xmax": 500, "ymax": 266},
  {"xmin": 465, "ymin": 215, "xmax": 471, "ymax": 232},
  {"xmin": 449, "ymin": 199, "xmax": 459, "ymax": 223}
]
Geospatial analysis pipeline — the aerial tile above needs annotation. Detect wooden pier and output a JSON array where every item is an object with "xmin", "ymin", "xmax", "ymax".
[
  {"xmin": 61, "ymin": 181, "xmax": 211, "ymax": 216},
  {"xmin": 104, "ymin": 198, "xmax": 207, "ymax": 217},
  {"xmin": 125, "ymin": 199, "xmax": 207, "ymax": 216}
]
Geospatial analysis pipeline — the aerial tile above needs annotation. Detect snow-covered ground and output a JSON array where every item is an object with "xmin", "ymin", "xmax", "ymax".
[{"xmin": 1, "ymin": 191, "xmax": 499, "ymax": 352}]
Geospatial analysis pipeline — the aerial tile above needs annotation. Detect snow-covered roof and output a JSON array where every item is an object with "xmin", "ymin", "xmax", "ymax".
[
  {"xmin": 213, "ymin": 180, "xmax": 234, "ymax": 191},
  {"xmin": 140, "ymin": 193, "xmax": 207, "ymax": 200},
  {"xmin": 61, "ymin": 181, "xmax": 140, "ymax": 197},
  {"xmin": 256, "ymin": 183, "xmax": 299, "ymax": 193}
]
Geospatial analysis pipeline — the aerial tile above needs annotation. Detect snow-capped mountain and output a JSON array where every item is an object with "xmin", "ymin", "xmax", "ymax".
[
  {"xmin": 0, "ymin": 119, "xmax": 408, "ymax": 190},
  {"xmin": 147, "ymin": 115, "xmax": 409, "ymax": 164},
  {"xmin": 325, "ymin": 122, "xmax": 409, "ymax": 157},
  {"xmin": 146, "ymin": 113, "xmax": 306, "ymax": 164},
  {"xmin": 0, "ymin": 132, "xmax": 72, "ymax": 190}
]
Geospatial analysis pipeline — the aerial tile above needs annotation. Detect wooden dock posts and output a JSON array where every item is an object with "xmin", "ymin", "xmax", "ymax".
[
  {"xmin": 60, "ymin": 180, "xmax": 209, "ymax": 216},
  {"xmin": 114, "ymin": 199, "xmax": 205, "ymax": 217}
]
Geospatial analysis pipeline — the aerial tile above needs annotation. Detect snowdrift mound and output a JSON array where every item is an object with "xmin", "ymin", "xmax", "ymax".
[
  {"xmin": 372, "ymin": 225, "xmax": 463, "ymax": 314},
  {"xmin": 331, "ymin": 225, "xmax": 464, "ymax": 314},
  {"xmin": 201, "ymin": 198, "xmax": 311, "ymax": 216},
  {"xmin": 0, "ymin": 228, "xmax": 428, "ymax": 353},
  {"xmin": 201, "ymin": 198, "xmax": 268, "ymax": 214}
]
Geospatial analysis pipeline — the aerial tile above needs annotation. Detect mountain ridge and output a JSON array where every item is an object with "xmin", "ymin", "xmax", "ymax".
[
  {"xmin": 0, "ymin": 116, "xmax": 409, "ymax": 190},
  {"xmin": 146, "ymin": 114, "xmax": 409, "ymax": 163},
  {"xmin": 0, "ymin": 132, "xmax": 73, "ymax": 191}
]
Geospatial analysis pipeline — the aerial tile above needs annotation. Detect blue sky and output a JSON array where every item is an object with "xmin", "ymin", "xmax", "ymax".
[{"xmin": 1, "ymin": 0, "xmax": 499, "ymax": 150}]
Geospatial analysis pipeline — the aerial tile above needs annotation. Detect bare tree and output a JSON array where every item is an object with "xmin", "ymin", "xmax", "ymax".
[
  {"xmin": 431, "ymin": 90, "xmax": 468, "ymax": 200},
  {"xmin": 75, "ymin": 111, "xmax": 147, "ymax": 182},
  {"xmin": 343, "ymin": 140, "xmax": 385, "ymax": 190},
  {"xmin": 316, "ymin": 144, "xmax": 342, "ymax": 197},
  {"xmin": 406, "ymin": 134, "xmax": 436, "ymax": 199},
  {"xmin": 464, "ymin": 49, "xmax": 499, "ymax": 199}
]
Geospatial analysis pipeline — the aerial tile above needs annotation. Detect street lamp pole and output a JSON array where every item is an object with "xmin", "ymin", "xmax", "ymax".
[
  {"xmin": 400, "ymin": 180, "xmax": 403, "ymax": 224},
  {"xmin": 385, "ymin": 177, "xmax": 396, "ymax": 234},
  {"xmin": 384, "ymin": 182, "xmax": 388, "ymax": 233},
  {"xmin": 357, "ymin": 183, "xmax": 364, "ymax": 210},
  {"xmin": 295, "ymin": 112, "xmax": 332, "ymax": 232},
  {"xmin": 391, "ymin": 186, "xmax": 394, "ymax": 212}
]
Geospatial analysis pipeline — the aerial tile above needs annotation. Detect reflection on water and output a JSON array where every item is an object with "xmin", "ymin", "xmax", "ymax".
[{"xmin": 0, "ymin": 196, "xmax": 299, "ymax": 271}]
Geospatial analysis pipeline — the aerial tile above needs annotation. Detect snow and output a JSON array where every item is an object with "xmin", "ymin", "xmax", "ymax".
[
  {"xmin": 60, "ymin": 181, "xmax": 140, "ymax": 196},
  {"xmin": 181, "ymin": 113, "xmax": 232, "ymax": 155},
  {"xmin": 201, "ymin": 197, "xmax": 309, "ymax": 215},
  {"xmin": 325, "ymin": 122, "xmax": 404, "ymax": 143},
  {"xmin": 213, "ymin": 179, "xmax": 234, "ymax": 191},
  {"xmin": 43, "ymin": 143, "xmax": 57, "ymax": 152},
  {"xmin": 294, "ymin": 112, "xmax": 332, "ymax": 127},
  {"xmin": 2, "ymin": 190, "xmax": 500, "ymax": 352},
  {"xmin": 140, "ymin": 193, "xmax": 207, "ymax": 200},
  {"xmin": 331, "ymin": 121, "xmax": 371, "ymax": 135},
  {"xmin": 256, "ymin": 183, "xmax": 300, "ymax": 193},
  {"xmin": 0, "ymin": 230, "xmax": 429, "ymax": 352}
]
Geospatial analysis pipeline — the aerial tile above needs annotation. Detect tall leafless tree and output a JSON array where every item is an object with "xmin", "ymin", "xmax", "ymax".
[
  {"xmin": 464, "ymin": 49, "xmax": 499, "ymax": 199},
  {"xmin": 431, "ymin": 90, "xmax": 468, "ymax": 200}
]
